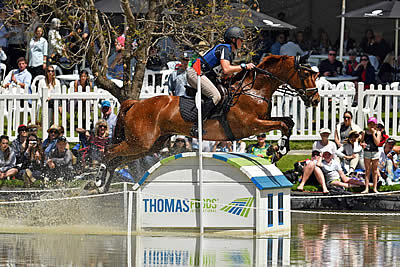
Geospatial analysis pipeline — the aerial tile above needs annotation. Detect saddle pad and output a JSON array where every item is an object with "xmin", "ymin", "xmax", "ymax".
[{"xmin": 179, "ymin": 96, "xmax": 199, "ymax": 122}]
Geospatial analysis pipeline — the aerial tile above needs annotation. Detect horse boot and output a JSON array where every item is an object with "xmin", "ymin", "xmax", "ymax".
[
  {"xmin": 190, "ymin": 98, "xmax": 216, "ymax": 138},
  {"xmin": 94, "ymin": 163, "xmax": 110, "ymax": 188}
]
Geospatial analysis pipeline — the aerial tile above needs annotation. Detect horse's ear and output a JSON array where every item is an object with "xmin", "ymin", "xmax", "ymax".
[{"xmin": 299, "ymin": 52, "xmax": 311, "ymax": 64}]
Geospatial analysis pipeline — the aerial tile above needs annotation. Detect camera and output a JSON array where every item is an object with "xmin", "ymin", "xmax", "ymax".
[
  {"xmin": 391, "ymin": 151, "xmax": 396, "ymax": 156},
  {"xmin": 29, "ymin": 141, "xmax": 37, "ymax": 145}
]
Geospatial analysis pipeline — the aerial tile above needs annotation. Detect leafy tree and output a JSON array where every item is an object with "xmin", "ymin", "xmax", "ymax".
[{"xmin": 3, "ymin": 0, "xmax": 261, "ymax": 103}]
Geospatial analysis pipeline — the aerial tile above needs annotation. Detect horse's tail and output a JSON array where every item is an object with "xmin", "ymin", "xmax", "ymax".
[{"xmin": 112, "ymin": 100, "xmax": 138, "ymax": 144}]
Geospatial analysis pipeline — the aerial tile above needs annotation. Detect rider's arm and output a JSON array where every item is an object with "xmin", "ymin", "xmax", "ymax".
[{"xmin": 220, "ymin": 59, "xmax": 255, "ymax": 75}]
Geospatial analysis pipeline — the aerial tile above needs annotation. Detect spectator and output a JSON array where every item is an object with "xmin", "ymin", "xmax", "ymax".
[
  {"xmin": 74, "ymin": 69, "xmax": 92, "ymax": 92},
  {"xmin": 26, "ymin": 124, "xmax": 42, "ymax": 143},
  {"xmin": 270, "ymin": 33, "xmax": 285, "ymax": 55},
  {"xmin": 168, "ymin": 53, "xmax": 189, "ymax": 97},
  {"xmin": 378, "ymin": 52, "xmax": 399, "ymax": 83},
  {"xmin": 312, "ymin": 128, "xmax": 337, "ymax": 158},
  {"xmin": 313, "ymin": 29, "xmax": 332, "ymax": 54},
  {"xmin": 212, "ymin": 141, "xmax": 233, "ymax": 152},
  {"xmin": 280, "ymin": 38, "xmax": 304, "ymax": 56},
  {"xmin": 253, "ymin": 32, "xmax": 272, "ymax": 63},
  {"xmin": 369, "ymin": 32, "xmax": 391, "ymax": 64},
  {"xmin": 235, "ymin": 140, "xmax": 247, "ymax": 153},
  {"xmin": 169, "ymin": 135, "xmax": 191, "ymax": 155},
  {"xmin": 319, "ymin": 49, "xmax": 343, "ymax": 77},
  {"xmin": 7, "ymin": 20, "xmax": 26, "ymax": 69},
  {"xmin": 48, "ymin": 18, "xmax": 63, "ymax": 63},
  {"xmin": 318, "ymin": 147, "xmax": 363, "ymax": 189},
  {"xmin": 42, "ymin": 124, "xmax": 60, "ymax": 156},
  {"xmin": 77, "ymin": 120, "xmax": 109, "ymax": 168},
  {"xmin": 20, "ymin": 133, "xmax": 44, "ymax": 187},
  {"xmin": 336, "ymin": 130, "xmax": 364, "ymax": 174},
  {"xmin": 191, "ymin": 138, "xmax": 215, "ymax": 152},
  {"xmin": 378, "ymin": 138, "xmax": 398, "ymax": 185},
  {"xmin": 0, "ymin": 10, "xmax": 10, "ymax": 53},
  {"xmin": 27, "ymin": 25, "xmax": 47, "ymax": 78},
  {"xmin": 334, "ymin": 110, "xmax": 362, "ymax": 148},
  {"xmin": 45, "ymin": 136, "xmax": 74, "ymax": 181},
  {"xmin": 101, "ymin": 100, "xmax": 117, "ymax": 140},
  {"xmin": 377, "ymin": 121, "xmax": 389, "ymax": 146},
  {"xmin": 3, "ymin": 57, "xmax": 32, "ymax": 90},
  {"xmin": 11, "ymin": 124, "xmax": 28, "ymax": 166},
  {"xmin": 334, "ymin": 28, "xmax": 356, "ymax": 53},
  {"xmin": 295, "ymin": 31, "xmax": 311, "ymax": 51},
  {"xmin": 107, "ymin": 37, "xmax": 124, "ymax": 80},
  {"xmin": 360, "ymin": 117, "xmax": 382, "ymax": 194},
  {"xmin": 247, "ymin": 133, "xmax": 270, "ymax": 158},
  {"xmin": 0, "ymin": 135, "xmax": 18, "ymax": 180},
  {"xmin": 296, "ymin": 149, "xmax": 329, "ymax": 193},
  {"xmin": 352, "ymin": 55, "xmax": 376, "ymax": 89},
  {"xmin": 344, "ymin": 49, "xmax": 358, "ymax": 76},
  {"xmin": 38, "ymin": 65, "xmax": 61, "ymax": 126},
  {"xmin": 359, "ymin": 29, "xmax": 375, "ymax": 55}
]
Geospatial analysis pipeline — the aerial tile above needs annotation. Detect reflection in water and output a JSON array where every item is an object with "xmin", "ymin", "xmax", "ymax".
[
  {"xmin": 0, "ymin": 213, "xmax": 399, "ymax": 266},
  {"xmin": 291, "ymin": 213, "xmax": 400, "ymax": 266}
]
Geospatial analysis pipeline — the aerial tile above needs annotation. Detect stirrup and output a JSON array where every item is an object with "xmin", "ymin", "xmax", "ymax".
[
  {"xmin": 190, "ymin": 123, "xmax": 207, "ymax": 138},
  {"xmin": 95, "ymin": 163, "xmax": 107, "ymax": 187}
]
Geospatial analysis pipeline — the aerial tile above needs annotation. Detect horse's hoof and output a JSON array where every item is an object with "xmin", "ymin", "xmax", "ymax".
[{"xmin": 94, "ymin": 163, "xmax": 107, "ymax": 187}]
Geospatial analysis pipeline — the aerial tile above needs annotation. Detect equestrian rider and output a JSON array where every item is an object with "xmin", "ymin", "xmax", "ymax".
[{"xmin": 186, "ymin": 26, "xmax": 255, "ymax": 136}]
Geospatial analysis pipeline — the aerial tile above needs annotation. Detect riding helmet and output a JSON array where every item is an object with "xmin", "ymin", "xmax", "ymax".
[{"xmin": 224, "ymin": 26, "xmax": 245, "ymax": 43}]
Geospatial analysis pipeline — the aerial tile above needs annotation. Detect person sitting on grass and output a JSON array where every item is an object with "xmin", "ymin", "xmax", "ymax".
[
  {"xmin": 318, "ymin": 147, "xmax": 364, "ymax": 189},
  {"xmin": 336, "ymin": 130, "xmax": 364, "ymax": 175},
  {"xmin": 378, "ymin": 138, "xmax": 398, "ymax": 185},
  {"xmin": 20, "ymin": 133, "xmax": 44, "ymax": 187},
  {"xmin": 0, "ymin": 135, "xmax": 18, "ymax": 180},
  {"xmin": 296, "ymin": 149, "xmax": 329, "ymax": 194},
  {"xmin": 45, "ymin": 136, "xmax": 74, "ymax": 181}
]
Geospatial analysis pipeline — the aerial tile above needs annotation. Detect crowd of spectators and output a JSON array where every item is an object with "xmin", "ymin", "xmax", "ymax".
[{"xmin": 297, "ymin": 111, "xmax": 400, "ymax": 194}]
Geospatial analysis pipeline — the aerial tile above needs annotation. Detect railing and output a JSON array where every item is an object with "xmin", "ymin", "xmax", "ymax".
[{"xmin": 1, "ymin": 80, "xmax": 400, "ymax": 142}]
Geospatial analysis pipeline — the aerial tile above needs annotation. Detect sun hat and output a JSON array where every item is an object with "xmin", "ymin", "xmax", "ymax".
[
  {"xmin": 17, "ymin": 124, "xmax": 27, "ymax": 132},
  {"xmin": 367, "ymin": 117, "xmax": 377, "ymax": 124},
  {"xmin": 47, "ymin": 124, "xmax": 59, "ymax": 133},
  {"xmin": 57, "ymin": 136, "xmax": 67, "ymax": 142},
  {"xmin": 321, "ymin": 147, "xmax": 334, "ymax": 155},
  {"xmin": 386, "ymin": 138, "xmax": 396, "ymax": 144},
  {"xmin": 320, "ymin": 128, "xmax": 331, "ymax": 134},
  {"xmin": 348, "ymin": 130, "xmax": 360, "ymax": 138}
]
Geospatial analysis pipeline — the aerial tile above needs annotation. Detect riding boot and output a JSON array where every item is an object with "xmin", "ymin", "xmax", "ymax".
[{"xmin": 190, "ymin": 98, "xmax": 216, "ymax": 138}]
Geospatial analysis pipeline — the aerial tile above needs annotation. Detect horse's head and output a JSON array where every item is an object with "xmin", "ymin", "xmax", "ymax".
[
  {"xmin": 290, "ymin": 54, "xmax": 320, "ymax": 107},
  {"xmin": 255, "ymin": 54, "xmax": 320, "ymax": 107}
]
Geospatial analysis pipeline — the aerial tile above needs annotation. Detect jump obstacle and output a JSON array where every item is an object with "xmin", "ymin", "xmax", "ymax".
[{"xmin": 129, "ymin": 152, "xmax": 292, "ymax": 235}]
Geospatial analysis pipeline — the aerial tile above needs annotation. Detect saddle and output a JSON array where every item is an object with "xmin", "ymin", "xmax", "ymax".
[{"xmin": 179, "ymin": 84, "xmax": 237, "ymax": 140}]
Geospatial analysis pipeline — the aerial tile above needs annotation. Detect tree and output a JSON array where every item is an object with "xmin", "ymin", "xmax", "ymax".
[{"xmin": 3, "ymin": 0, "xmax": 261, "ymax": 103}]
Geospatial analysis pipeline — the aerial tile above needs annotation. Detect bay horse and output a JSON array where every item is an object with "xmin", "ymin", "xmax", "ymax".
[{"xmin": 94, "ymin": 54, "xmax": 320, "ymax": 193}]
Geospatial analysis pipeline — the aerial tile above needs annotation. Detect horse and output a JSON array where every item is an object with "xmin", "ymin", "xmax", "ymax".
[{"xmin": 94, "ymin": 54, "xmax": 320, "ymax": 193}]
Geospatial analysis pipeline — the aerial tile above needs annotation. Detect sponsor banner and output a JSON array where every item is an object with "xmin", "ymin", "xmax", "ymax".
[{"xmin": 140, "ymin": 184, "xmax": 255, "ymax": 228}]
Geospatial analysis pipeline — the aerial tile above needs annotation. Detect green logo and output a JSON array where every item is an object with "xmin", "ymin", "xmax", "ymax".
[{"xmin": 220, "ymin": 197, "xmax": 254, "ymax": 218}]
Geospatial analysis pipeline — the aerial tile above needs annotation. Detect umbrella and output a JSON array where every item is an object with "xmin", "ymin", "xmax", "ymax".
[
  {"xmin": 95, "ymin": 0, "xmax": 149, "ymax": 14},
  {"xmin": 338, "ymin": 0, "xmax": 400, "ymax": 59},
  {"xmin": 201, "ymin": 3, "xmax": 296, "ymax": 30}
]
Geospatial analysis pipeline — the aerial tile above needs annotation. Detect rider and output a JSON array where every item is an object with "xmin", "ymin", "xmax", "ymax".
[{"xmin": 186, "ymin": 26, "xmax": 255, "ymax": 136}]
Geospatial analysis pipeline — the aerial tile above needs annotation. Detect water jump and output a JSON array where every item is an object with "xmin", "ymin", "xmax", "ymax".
[{"xmin": 92, "ymin": 54, "xmax": 320, "ymax": 193}]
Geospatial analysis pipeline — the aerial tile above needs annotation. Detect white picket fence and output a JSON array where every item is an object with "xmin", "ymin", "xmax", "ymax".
[{"xmin": 1, "ymin": 78, "xmax": 400, "ymax": 142}]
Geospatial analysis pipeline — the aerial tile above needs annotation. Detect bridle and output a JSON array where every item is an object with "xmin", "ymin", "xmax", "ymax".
[{"xmin": 233, "ymin": 56, "xmax": 319, "ymax": 106}]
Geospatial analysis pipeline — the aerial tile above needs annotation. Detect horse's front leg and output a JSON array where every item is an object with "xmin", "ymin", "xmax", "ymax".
[{"xmin": 269, "ymin": 116, "xmax": 294, "ymax": 156}]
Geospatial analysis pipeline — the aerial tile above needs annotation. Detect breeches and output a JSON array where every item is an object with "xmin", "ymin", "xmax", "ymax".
[{"xmin": 186, "ymin": 67, "xmax": 221, "ymax": 105}]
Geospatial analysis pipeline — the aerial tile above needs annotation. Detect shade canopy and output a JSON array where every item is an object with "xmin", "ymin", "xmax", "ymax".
[
  {"xmin": 339, "ymin": 0, "xmax": 400, "ymax": 18},
  {"xmin": 95, "ymin": 0, "xmax": 148, "ymax": 14}
]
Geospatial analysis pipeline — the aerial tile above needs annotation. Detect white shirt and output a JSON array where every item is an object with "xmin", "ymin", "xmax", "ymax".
[
  {"xmin": 279, "ymin": 41, "xmax": 304, "ymax": 56},
  {"xmin": 38, "ymin": 78, "xmax": 61, "ymax": 95},
  {"xmin": 312, "ymin": 140, "xmax": 337, "ymax": 159}
]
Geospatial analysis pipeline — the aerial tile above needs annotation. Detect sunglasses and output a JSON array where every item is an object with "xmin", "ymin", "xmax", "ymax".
[
  {"xmin": 99, "ymin": 125, "xmax": 107, "ymax": 129},
  {"xmin": 361, "ymin": 58, "xmax": 369, "ymax": 61},
  {"xmin": 28, "ymin": 128, "xmax": 37, "ymax": 132},
  {"xmin": 343, "ymin": 116, "xmax": 351, "ymax": 119},
  {"xmin": 19, "ymin": 128, "xmax": 27, "ymax": 132},
  {"xmin": 176, "ymin": 139, "xmax": 185, "ymax": 142},
  {"xmin": 329, "ymin": 53, "xmax": 336, "ymax": 56},
  {"xmin": 48, "ymin": 70, "xmax": 55, "ymax": 73},
  {"xmin": 49, "ymin": 130, "xmax": 58, "ymax": 134}
]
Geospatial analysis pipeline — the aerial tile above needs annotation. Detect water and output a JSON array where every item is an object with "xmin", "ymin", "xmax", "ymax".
[{"xmin": 0, "ymin": 212, "xmax": 399, "ymax": 266}]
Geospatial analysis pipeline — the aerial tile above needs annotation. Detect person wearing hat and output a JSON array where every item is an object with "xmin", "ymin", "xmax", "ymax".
[
  {"xmin": 312, "ymin": 128, "xmax": 337, "ymax": 158},
  {"xmin": 378, "ymin": 138, "xmax": 398, "ymax": 185},
  {"xmin": 11, "ymin": 124, "xmax": 28, "ymax": 166},
  {"xmin": 101, "ymin": 100, "xmax": 117, "ymax": 140},
  {"xmin": 42, "ymin": 124, "xmax": 60, "ymax": 156},
  {"xmin": 45, "ymin": 135, "xmax": 74, "ymax": 180},
  {"xmin": 168, "ymin": 53, "xmax": 189, "ymax": 97},
  {"xmin": 169, "ymin": 135, "xmax": 190, "ymax": 155},
  {"xmin": 334, "ymin": 110, "xmax": 362, "ymax": 148},
  {"xmin": 317, "ymin": 147, "xmax": 364, "ymax": 189},
  {"xmin": 336, "ymin": 130, "xmax": 364, "ymax": 174},
  {"xmin": 360, "ymin": 117, "xmax": 382, "ymax": 193}
]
